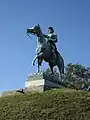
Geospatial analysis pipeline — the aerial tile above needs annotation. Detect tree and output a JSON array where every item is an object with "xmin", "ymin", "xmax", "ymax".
[{"xmin": 64, "ymin": 63, "xmax": 89, "ymax": 90}]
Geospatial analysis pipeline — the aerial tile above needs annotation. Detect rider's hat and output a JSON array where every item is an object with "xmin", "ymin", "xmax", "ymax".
[{"xmin": 48, "ymin": 27, "xmax": 54, "ymax": 33}]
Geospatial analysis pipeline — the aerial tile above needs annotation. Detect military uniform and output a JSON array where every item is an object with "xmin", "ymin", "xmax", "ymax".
[
  {"xmin": 47, "ymin": 33, "xmax": 57, "ymax": 50},
  {"xmin": 43, "ymin": 32, "xmax": 58, "ymax": 54}
]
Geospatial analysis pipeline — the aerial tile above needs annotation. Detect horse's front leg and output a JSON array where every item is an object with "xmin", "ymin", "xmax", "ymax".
[{"xmin": 32, "ymin": 55, "xmax": 38, "ymax": 66}]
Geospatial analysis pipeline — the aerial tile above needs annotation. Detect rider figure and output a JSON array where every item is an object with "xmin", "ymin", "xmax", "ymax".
[{"xmin": 43, "ymin": 27, "xmax": 58, "ymax": 54}]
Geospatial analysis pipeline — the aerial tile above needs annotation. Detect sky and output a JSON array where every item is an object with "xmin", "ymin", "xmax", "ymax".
[{"xmin": 0, "ymin": 0, "xmax": 90, "ymax": 92}]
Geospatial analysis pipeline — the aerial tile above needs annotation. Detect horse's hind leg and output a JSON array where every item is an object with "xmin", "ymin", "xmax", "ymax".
[
  {"xmin": 49, "ymin": 62, "xmax": 54, "ymax": 75},
  {"xmin": 57, "ymin": 65, "xmax": 63, "ymax": 81}
]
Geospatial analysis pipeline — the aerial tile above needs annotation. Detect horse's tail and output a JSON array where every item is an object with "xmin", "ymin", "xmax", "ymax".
[
  {"xmin": 61, "ymin": 58, "xmax": 64, "ymax": 74},
  {"xmin": 57, "ymin": 51, "xmax": 64, "ymax": 74}
]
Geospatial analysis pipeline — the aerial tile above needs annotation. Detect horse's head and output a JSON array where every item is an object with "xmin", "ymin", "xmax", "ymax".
[{"xmin": 26, "ymin": 24, "xmax": 41, "ymax": 36}]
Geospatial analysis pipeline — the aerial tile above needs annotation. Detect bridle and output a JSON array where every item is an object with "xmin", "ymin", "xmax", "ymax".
[{"xmin": 26, "ymin": 33, "xmax": 32, "ymax": 40}]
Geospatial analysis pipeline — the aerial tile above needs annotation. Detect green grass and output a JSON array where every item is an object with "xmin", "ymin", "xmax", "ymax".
[{"xmin": 0, "ymin": 88, "xmax": 90, "ymax": 120}]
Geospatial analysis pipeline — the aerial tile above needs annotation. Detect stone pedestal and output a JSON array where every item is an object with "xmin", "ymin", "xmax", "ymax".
[
  {"xmin": 25, "ymin": 73, "xmax": 44, "ymax": 92},
  {"xmin": 0, "ymin": 73, "xmax": 64, "ymax": 97},
  {"xmin": 25, "ymin": 73, "xmax": 63, "ymax": 92}
]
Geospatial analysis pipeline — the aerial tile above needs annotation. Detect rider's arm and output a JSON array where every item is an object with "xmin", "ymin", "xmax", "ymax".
[
  {"xmin": 43, "ymin": 34, "xmax": 49, "ymax": 38},
  {"xmin": 43, "ymin": 34, "xmax": 58, "ymax": 43},
  {"xmin": 49, "ymin": 34, "xmax": 58, "ymax": 43}
]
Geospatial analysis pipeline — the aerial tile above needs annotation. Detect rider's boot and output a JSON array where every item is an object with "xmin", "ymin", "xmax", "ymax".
[{"xmin": 52, "ymin": 45, "xmax": 58, "ymax": 56}]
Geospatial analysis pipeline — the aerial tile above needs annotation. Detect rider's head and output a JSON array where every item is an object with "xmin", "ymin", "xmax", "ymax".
[{"xmin": 48, "ymin": 27, "xmax": 54, "ymax": 34}]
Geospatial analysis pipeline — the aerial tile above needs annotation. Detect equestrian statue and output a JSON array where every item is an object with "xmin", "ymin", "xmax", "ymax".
[{"xmin": 26, "ymin": 24, "xmax": 64, "ymax": 80}]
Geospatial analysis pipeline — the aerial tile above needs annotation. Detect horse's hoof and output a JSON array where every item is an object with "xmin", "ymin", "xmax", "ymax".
[
  {"xmin": 32, "ymin": 64, "xmax": 34, "ymax": 66},
  {"xmin": 32, "ymin": 64, "xmax": 35, "ymax": 66},
  {"xmin": 32, "ymin": 62, "xmax": 35, "ymax": 66}
]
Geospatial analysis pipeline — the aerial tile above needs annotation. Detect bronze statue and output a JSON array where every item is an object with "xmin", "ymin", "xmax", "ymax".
[{"xmin": 26, "ymin": 24, "xmax": 64, "ymax": 80}]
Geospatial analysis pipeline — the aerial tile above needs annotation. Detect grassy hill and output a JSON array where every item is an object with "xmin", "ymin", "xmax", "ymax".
[{"xmin": 0, "ymin": 88, "xmax": 90, "ymax": 120}]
